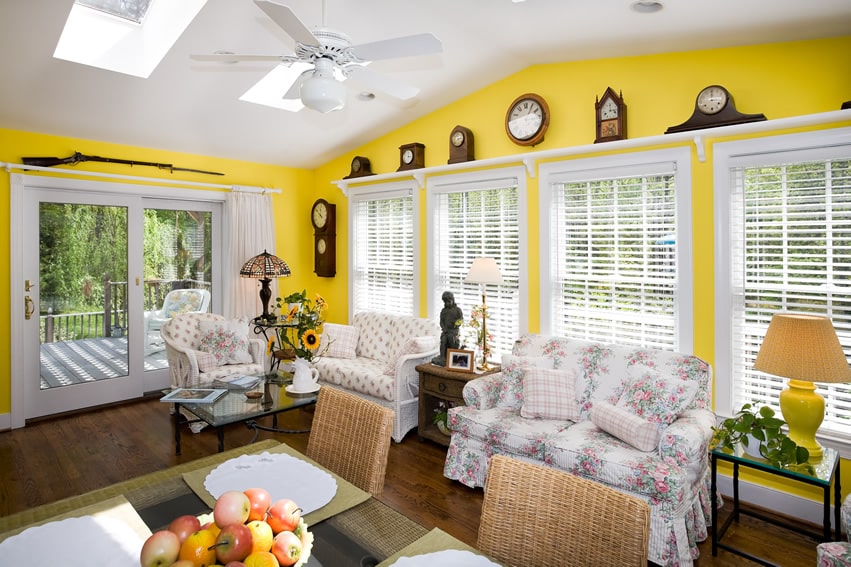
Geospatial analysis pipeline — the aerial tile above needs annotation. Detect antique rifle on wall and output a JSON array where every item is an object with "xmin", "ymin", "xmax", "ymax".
[{"xmin": 21, "ymin": 151, "xmax": 224, "ymax": 176}]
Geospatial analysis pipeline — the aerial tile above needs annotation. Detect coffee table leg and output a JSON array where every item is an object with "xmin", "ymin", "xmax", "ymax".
[{"xmin": 174, "ymin": 406, "xmax": 182, "ymax": 456}]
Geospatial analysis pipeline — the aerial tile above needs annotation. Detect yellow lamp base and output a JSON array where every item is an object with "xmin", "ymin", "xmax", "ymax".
[{"xmin": 779, "ymin": 379, "xmax": 825, "ymax": 461}]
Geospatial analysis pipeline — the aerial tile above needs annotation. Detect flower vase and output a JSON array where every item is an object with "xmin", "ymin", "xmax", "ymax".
[{"xmin": 291, "ymin": 357, "xmax": 319, "ymax": 392}]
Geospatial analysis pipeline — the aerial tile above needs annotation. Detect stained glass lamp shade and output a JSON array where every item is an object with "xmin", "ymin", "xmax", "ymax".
[{"xmin": 240, "ymin": 250, "xmax": 291, "ymax": 322}]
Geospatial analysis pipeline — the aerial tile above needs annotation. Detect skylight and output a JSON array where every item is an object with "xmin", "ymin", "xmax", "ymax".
[{"xmin": 54, "ymin": 0, "xmax": 207, "ymax": 78}]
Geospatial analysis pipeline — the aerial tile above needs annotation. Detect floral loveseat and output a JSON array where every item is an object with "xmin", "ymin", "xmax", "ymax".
[
  {"xmin": 444, "ymin": 334, "xmax": 714, "ymax": 567},
  {"xmin": 817, "ymin": 494, "xmax": 851, "ymax": 566},
  {"xmin": 312, "ymin": 311, "xmax": 439, "ymax": 442}
]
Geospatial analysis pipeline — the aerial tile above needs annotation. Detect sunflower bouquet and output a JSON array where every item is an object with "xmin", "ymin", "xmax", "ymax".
[{"xmin": 276, "ymin": 293, "xmax": 329, "ymax": 362}]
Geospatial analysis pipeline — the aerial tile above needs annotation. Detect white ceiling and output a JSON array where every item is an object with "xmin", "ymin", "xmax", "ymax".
[{"xmin": 1, "ymin": 0, "xmax": 850, "ymax": 169}]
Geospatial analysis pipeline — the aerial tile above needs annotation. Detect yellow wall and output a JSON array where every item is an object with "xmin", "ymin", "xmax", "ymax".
[{"xmin": 2, "ymin": 36, "xmax": 851, "ymax": 501}]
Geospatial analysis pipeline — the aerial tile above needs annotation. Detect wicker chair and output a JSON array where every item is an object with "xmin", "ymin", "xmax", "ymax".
[
  {"xmin": 306, "ymin": 386, "xmax": 394, "ymax": 497},
  {"xmin": 477, "ymin": 455, "xmax": 651, "ymax": 567}
]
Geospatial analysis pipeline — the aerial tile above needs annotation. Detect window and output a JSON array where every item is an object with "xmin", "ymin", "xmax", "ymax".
[
  {"xmin": 349, "ymin": 182, "xmax": 417, "ymax": 316},
  {"xmin": 539, "ymin": 149, "xmax": 693, "ymax": 351},
  {"xmin": 715, "ymin": 128, "xmax": 851, "ymax": 447},
  {"xmin": 428, "ymin": 169, "xmax": 526, "ymax": 357}
]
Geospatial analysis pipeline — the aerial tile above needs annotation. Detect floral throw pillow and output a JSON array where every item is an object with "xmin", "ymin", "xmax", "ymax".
[
  {"xmin": 198, "ymin": 317, "xmax": 252, "ymax": 366},
  {"xmin": 321, "ymin": 323, "xmax": 359, "ymax": 359},
  {"xmin": 189, "ymin": 349, "xmax": 219, "ymax": 373},
  {"xmin": 590, "ymin": 401, "xmax": 660, "ymax": 452},
  {"xmin": 616, "ymin": 365, "xmax": 699, "ymax": 428},
  {"xmin": 520, "ymin": 366, "xmax": 581, "ymax": 422}
]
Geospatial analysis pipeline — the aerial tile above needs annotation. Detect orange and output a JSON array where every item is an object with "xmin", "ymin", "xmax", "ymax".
[
  {"xmin": 178, "ymin": 528, "xmax": 217, "ymax": 567},
  {"xmin": 244, "ymin": 550, "xmax": 280, "ymax": 567}
]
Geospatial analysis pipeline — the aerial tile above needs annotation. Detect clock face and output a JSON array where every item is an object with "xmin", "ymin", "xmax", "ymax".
[
  {"xmin": 507, "ymin": 98, "xmax": 544, "ymax": 141},
  {"xmin": 451, "ymin": 130, "xmax": 465, "ymax": 147},
  {"xmin": 697, "ymin": 86, "xmax": 728, "ymax": 115},
  {"xmin": 351, "ymin": 157, "xmax": 361, "ymax": 172},
  {"xmin": 317, "ymin": 238, "xmax": 326, "ymax": 254},
  {"xmin": 600, "ymin": 98, "xmax": 619, "ymax": 119},
  {"xmin": 312, "ymin": 201, "xmax": 328, "ymax": 229},
  {"xmin": 402, "ymin": 149, "xmax": 414, "ymax": 164}
]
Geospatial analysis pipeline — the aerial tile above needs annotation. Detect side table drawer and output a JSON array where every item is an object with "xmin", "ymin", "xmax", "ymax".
[{"xmin": 422, "ymin": 374, "xmax": 465, "ymax": 399}]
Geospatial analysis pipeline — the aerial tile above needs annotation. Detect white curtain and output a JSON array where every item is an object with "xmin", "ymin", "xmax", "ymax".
[{"xmin": 223, "ymin": 191, "xmax": 277, "ymax": 319}]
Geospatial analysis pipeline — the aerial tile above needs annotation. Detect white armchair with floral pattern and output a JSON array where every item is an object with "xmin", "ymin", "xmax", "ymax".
[{"xmin": 817, "ymin": 495, "xmax": 851, "ymax": 566}]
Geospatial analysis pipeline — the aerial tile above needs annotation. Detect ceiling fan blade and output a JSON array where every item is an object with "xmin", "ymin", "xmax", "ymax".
[
  {"xmin": 345, "ymin": 65, "xmax": 419, "ymax": 100},
  {"xmin": 254, "ymin": 0, "xmax": 320, "ymax": 47},
  {"xmin": 350, "ymin": 33, "xmax": 442, "ymax": 62},
  {"xmin": 191, "ymin": 53, "xmax": 294, "ymax": 63}
]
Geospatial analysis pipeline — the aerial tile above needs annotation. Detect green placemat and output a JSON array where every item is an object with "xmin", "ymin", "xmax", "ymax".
[
  {"xmin": 377, "ymin": 528, "xmax": 495, "ymax": 566},
  {"xmin": 0, "ymin": 439, "xmax": 281, "ymax": 534},
  {"xmin": 182, "ymin": 442, "xmax": 371, "ymax": 526}
]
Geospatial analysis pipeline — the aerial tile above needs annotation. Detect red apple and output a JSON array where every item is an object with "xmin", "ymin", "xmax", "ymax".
[
  {"xmin": 266, "ymin": 498, "xmax": 301, "ymax": 534},
  {"xmin": 168, "ymin": 514, "xmax": 202, "ymax": 545},
  {"xmin": 139, "ymin": 529, "xmax": 180, "ymax": 567},
  {"xmin": 271, "ymin": 530, "xmax": 302, "ymax": 566},
  {"xmin": 213, "ymin": 490, "xmax": 251, "ymax": 528},
  {"xmin": 213, "ymin": 522, "xmax": 254, "ymax": 564},
  {"xmin": 224, "ymin": 562, "xmax": 247, "ymax": 567},
  {"xmin": 244, "ymin": 487, "xmax": 272, "ymax": 522}
]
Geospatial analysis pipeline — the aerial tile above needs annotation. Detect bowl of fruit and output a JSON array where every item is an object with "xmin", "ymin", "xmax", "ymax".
[{"xmin": 140, "ymin": 487, "xmax": 313, "ymax": 567}]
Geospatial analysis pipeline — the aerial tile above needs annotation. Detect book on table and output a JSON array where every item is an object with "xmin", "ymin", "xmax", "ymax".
[
  {"xmin": 160, "ymin": 388, "xmax": 228, "ymax": 404},
  {"xmin": 212, "ymin": 375, "xmax": 262, "ymax": 390}
]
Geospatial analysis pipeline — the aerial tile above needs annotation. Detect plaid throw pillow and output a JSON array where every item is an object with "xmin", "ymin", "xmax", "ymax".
[
  {"xmin": 590, "ymin": 401, "xmax": 660, "ymax": 452},
  {"xmin": 520, "ymin": 366, "xmax": 581, "ymax": 421},
  {"xmin": 321, "ymin": 323, "xmax": 359, "ymax": 359}
]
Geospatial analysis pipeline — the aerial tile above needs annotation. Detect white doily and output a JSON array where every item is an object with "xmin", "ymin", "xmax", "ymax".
[{"xmin": 389, "ymin": 550, "xmax": 501, "ymax": 566}]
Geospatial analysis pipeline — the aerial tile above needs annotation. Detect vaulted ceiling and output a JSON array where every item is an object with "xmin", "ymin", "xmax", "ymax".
[{"xmin": 2, "ymin": 0, "xmax": 849, "ymax": 169}]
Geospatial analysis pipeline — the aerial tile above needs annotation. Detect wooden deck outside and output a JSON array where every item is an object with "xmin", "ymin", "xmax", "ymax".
[{"xmin": 40, "ymin": 337, "xmax": 168, "ymax": 389}]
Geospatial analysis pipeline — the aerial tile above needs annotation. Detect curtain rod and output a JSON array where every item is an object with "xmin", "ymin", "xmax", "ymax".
[{"xmin": 1, "ymin": 161, "xmax": 281, "ymax": 193}]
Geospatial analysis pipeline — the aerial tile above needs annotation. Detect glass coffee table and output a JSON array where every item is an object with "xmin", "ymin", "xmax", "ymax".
[{"xmin": 170, "ymin": 373, "xmax": 318, "ymax": 455}]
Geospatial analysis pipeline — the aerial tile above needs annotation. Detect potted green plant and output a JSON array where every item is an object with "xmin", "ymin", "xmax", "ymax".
[
  {"xmin": 433, "ymin": 401, "xmax": 454, "ymax": 436},
  {"xmin": 276, "ymin": 289, "xmax": 308, "ymax": 316},
  {"xmin": 710, "ymin": 403, "xmax": 812, "ymax": 472}
]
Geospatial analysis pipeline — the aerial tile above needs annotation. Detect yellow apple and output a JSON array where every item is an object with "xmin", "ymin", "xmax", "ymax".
[{"xmin": 246, "ymin": 520, "xmax": 274, "ymax": 553}]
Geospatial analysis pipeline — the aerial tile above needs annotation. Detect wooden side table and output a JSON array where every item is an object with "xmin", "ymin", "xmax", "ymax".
[{"xmin": 416, "ymin": 363, "xmax": 501, "ymax": 447}]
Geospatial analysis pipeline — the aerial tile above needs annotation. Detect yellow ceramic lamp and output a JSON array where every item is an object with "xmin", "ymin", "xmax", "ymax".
[{"xmin": 754, "ymin": 313, "xmax": 851, "ymax": 461}]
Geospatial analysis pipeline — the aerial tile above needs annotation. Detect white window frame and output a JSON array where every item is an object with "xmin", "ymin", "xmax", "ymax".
[
  {"xmin": 426, "ymin": 167, "xmax": 528, "ymax": 356},
  {"xmin": 538, "ymin": 148, "xmax": 694, "ymax": 351},
  {"xmin": 347, "ymin": 180, "xmax": 420, "ymax": 318},
  {"xmin": 714, "ymin": 126, "xmax": 851, "ymax": 453}
]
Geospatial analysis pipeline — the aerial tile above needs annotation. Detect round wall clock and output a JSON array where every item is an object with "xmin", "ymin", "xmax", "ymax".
[
  {"xmin": 311, "ymin": 198, "xmax": 329, "ymax": 231},
  {"xmin": 505, "ymin": 93, "xmax": 550, "ymax": 146}
]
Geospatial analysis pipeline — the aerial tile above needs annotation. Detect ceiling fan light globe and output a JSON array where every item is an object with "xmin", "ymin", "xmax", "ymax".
[{"xmin": 300, "ymin": 72, "xmax": 346, "ymax": 113}]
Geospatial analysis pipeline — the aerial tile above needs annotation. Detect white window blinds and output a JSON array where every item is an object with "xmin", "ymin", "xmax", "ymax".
[
  {"xmin": 431, "ymin": 175, "xmax": 521, "ymax": 356},
  {"xmin": 351, "ymin": 188, "xmax": 415, "ymax": 315},
  {"xmin": 729, "ymin": 155, "xmax": 851, "ymax": 437},
  {"xmin": 548, "ymin": 163, "xmax": 679, "ymax": 348}
]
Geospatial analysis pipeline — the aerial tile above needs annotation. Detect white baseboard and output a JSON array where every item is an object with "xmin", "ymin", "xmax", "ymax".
[
  {"xmin": 0, "ymin": 412, "xmax": 10, "ymax": 431},
  {"xmin": 716, "ymin": 472, "xmax": 838, "ymax": 530}
]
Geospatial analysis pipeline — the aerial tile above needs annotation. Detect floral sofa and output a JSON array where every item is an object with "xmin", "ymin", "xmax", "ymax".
[
  {"xmin": 312, "ymin": 311, "xmax": 439, "ymax": 443},
  {"xmin": 817, "ymin": 494, "xmax": 851, "ymax": 566},
  {"xmin": 444, "ymin": 334, "xmax": 714, "ymax": 567}
]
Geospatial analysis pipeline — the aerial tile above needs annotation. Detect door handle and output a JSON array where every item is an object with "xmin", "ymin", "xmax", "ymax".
[{"xmin": 24, "ymin": 295, "xmax": 34, "ymax": 320}]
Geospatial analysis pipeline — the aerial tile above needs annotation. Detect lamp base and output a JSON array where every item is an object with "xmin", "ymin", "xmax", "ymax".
[{"xmin": 779, "ymin": 379, "xmax": 825, "ymax": 461}]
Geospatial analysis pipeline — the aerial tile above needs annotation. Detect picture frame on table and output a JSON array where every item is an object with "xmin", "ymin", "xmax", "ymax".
[
  {"xmin": 160, "ymin": 388, "xmax": 227, "ymax": 404},
  {"xmin": 446, "ymin": 348, "xmax": 475, "ymax": 373}
]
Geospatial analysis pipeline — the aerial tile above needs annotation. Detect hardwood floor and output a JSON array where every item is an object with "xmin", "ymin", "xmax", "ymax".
[{"xmin": 0, "ymin": 397, "xmax": 819, "ymax": 565}]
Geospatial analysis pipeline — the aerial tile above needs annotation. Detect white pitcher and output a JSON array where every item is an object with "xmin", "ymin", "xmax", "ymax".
[{"xmin": 292, "ymin": 357, "xmax": 319, "ymax": 391}]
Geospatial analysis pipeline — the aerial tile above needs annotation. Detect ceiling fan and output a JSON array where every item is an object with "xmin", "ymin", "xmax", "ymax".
[{"xmin": 192, "ymin": 0, "xmax": 443, "ymax": 113}]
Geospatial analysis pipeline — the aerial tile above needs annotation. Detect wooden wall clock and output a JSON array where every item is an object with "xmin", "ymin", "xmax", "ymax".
[
  {"xmin": 397, "ymin": 143, "xmax": 425, "ymax": 171},
  {"xmin": 311, "ymin": 198, "xmax": 336, "ymax": 277},
  {"xmin": 448, "ymin": 125, "xmax": 475, "ymax": 164},
  {"xmin": 505, "ymin": 93, "xmax": 549, "ymax": 146},
  {"xmin": 595, "ymin": 87, "xmax": 626, "ymax": 143},
  {"xmin": 665, "ymin": 84, "xmax": 766, "ymax": 134},
  {"xmin": 344, "ymin": 156, "xmax": 374, "ymax": 179}
]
